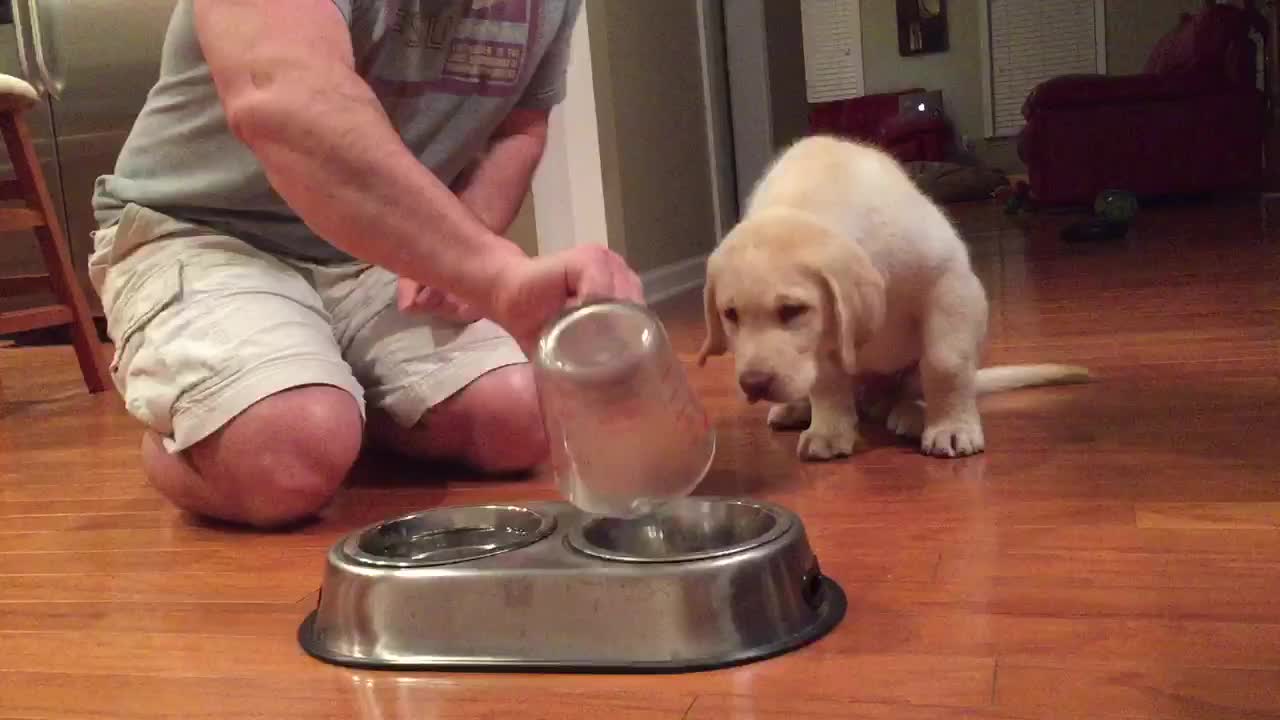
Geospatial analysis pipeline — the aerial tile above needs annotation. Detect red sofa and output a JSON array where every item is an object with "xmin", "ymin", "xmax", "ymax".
[
  {"xmin": 1017, "ymin": 3, "xmax": 1267, "ymax": 206},
  {"xmin": 809, "ymin": 88, "xmax": 953, "ymax": 163}
]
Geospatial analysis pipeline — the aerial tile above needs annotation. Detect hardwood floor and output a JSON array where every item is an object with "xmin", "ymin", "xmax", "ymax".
[{"xmin": 1, "ymin": 199, "xmax": 1278, "ymax": 719}]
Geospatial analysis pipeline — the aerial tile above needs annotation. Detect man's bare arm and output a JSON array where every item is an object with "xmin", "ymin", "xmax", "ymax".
[
  {"xmin": 453, "ymin": 108, "xmax": 550, "ymax": 234},
  {"xmin": 397, "ymin": 108, "xmax": 549, "ymax": 318},
  {"xmin": 193, "ymin": 0, "xmax": 524, "ymax": 308}
]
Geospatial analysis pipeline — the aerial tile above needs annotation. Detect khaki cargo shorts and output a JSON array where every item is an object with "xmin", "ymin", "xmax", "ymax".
[{"xmin": 88, "ymin": 203, "xmax": 527, "ymax": 453}]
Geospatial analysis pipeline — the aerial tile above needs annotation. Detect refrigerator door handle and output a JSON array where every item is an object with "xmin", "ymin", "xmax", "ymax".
[
  {"xmin": 11, "ymin": 0, "xmax": 40, "ymax": 93},
  {"xmin": 27, "ymin": 0, "xmax": 62, "ymax": 97},
  {"xmin": 12, "ymin": 0, "xmax": 61, "ymax": 98}
]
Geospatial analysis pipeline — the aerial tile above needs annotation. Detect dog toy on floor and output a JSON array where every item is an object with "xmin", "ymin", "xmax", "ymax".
[{"xmin": 1062, "ymin": 189, "xmax": 1137, "ymax": 244}]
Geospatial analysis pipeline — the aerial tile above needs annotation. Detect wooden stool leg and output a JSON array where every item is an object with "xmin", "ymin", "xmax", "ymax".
[{"xmin": 0, "ymin": 113, "xmax": 109, "ymax": 393}]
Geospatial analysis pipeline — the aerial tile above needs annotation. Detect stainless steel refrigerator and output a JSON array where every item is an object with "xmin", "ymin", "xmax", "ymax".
[{"xmin": 0, "ymin": 0, "xmax": 178, "ymax": 315}]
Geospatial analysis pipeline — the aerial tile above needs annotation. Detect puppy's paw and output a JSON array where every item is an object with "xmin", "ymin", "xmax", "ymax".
[
  {"xmin": 887, "ymin": 399, "xmax": 925, "ymax": 439},
  {"xmin": 921, "ymin": 417, "xmax": 985, "ymax": 458},
  {"xmin": 768, "ymin": 400, "xmax": 811, "ymax": 430},
  {"xmin": 797, "ymin": 425, "xmax": 859, "ymax": 461}
]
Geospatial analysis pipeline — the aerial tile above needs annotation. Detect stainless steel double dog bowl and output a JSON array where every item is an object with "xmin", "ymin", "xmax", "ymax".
[{"xmin": 297, "ymin": 497, "xmax": 846, "ymax": 673}]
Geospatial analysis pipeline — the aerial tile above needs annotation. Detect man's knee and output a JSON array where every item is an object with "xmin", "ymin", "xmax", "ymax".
[
  {"xmin": 171, "ymin": 386, "xmax": 363, "ymax": 527},
  {"xmin": 459, "ymin": 365, "xmax": 548, "ymax": 473}
]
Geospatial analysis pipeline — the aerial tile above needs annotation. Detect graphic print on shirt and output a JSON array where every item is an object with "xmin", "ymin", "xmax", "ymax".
[{"xmin": 361, "ymin": 0, "xmax": 542, "ymax": 99}]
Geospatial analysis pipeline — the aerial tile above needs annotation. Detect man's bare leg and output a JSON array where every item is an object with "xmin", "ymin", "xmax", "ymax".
[
  {"xmin": 366, "ymin": 364, "xmax": 548, "ymax": 473},
  {"xmin": 143, "ymin": 367, "xmax": 546, "ymax": 528},
  {"xmin": 141, "ymin": 385, "xmax": 364, "ymax": 528}
]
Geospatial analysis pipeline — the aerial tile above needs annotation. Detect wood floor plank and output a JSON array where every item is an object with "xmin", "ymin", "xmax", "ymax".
[
  {"xmin": 822, "ymin": 609, "xmax": 1280, "ymax": 670},
  {"xmin": 982, "ymin": 525, "xmax": 1280, "ymax": 558},
  {"xmin": 847, "ymin": 581, "xmax": 1280, "ymax": 623},
  {"xmin": 0, "ymin": 572, "xmax": 316, "ymax": 603},
  {"xmin": 0, "ymin": 671, "xmax": 695, "ymax": 720},
  {"xmin": 1136, "ymin": 502, "xmax": 1280, "ymax": 529},
  {"xmin": 795, "ymin": 524, "xmax": 1280, "ymax": 561},
  {"xmin": 0, "ymin": 526, "xmax": 338, "ymax": 553},
  {"xmin": 686, "ymin": 695, "xmax": 1048, "ymax": 720},
  {"xmin": 743, "ymin": 454, "xmax": 1280, "ymax": 504},
  {"xmin": 0, "ymin": 547, "xmax": 330, "ymax": 576},
  {"xmin": 0, "ymin": 497, "xmax": 168, "ymax": 518},
  {"xmin": 935, "ymin": 548, "xmax": 1280, "ymax": 590},
  {"xmin": 0, "ymin": 510, "xmax": 175, "ymax": 533},
  {"xmin": 0, "ymin": 482, "xmax": 157, "ymax": 503},
  {"xmin": 782, "ymin": 499, "xmax": 1138, "ymax": 528},
  {"xmin": 993, "ymin": 664, "xmax": 1280, "ymax": 719},
  {"xmin": 0, "ymin": 601, "xmax": 305, "ymax": 635}
]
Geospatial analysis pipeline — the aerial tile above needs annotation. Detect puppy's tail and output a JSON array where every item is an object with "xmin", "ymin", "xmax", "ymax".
[{"xmin": 975, "ymin": 364, "xmax": 1091, "ymax": 395}]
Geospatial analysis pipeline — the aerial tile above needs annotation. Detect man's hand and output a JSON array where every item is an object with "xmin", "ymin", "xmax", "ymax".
[
  {"xmin": 398, "ymin": 243, "xmax": 643, "ymax": 344},
  {"xmin": 398, "ymin": 242, "xmax": 642, "ymax": 342},
  {"xmin": 491, "ymin": 244, "xmax": 644, "ymax": 351},
  {"xmin": 396, "ymin": 277, "xmax": 484, "ymax": 324}
]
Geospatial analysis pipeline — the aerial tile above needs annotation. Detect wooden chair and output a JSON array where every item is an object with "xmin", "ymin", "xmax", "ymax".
[{"xmin": 0, "ymin": 73, "xmax": 108, "ymax": 393}]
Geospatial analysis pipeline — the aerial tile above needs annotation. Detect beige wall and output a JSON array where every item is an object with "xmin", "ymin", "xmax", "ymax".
[
  {"xmin": 584, "ymin": 0, "xmax": 719, "ymax": 274},
  {"xmin": 507, "ymin": 190, "xmax": 540, "ymax": 256},
  {"xmin": 1108, "ymin": 0, "xmax": 1206, "ymax": 75},
  {"xmin": 777, "ymin": 1, "xmax": 1208, "ymax": 173},
  {"xmin": 585, "ymin": 3, "xmax": 627, "ymax": 261}
]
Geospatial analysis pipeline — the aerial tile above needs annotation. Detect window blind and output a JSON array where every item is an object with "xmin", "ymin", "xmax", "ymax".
[
  {"xmin": 986, "ymin": 0, "xmax": 1105, "ymax": 135},
  {"xmin": 800, "ymin": 0, "xmax": 864, "ymax": 103}
]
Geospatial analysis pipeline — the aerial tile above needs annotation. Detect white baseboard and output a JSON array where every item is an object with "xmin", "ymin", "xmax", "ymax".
[{"xmin": 642, "ymin": 253, "xmax": 708, "ymax": 304}]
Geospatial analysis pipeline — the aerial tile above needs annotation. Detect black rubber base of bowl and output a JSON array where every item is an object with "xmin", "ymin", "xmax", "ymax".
[{"xmin": 296, "ymin": 576, "xmax": 848, "ymax": 674}]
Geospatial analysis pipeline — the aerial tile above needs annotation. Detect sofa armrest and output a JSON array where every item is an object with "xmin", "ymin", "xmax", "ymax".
[{"xmin": 1022, "ymin": 72, "xmax": 1216, "ymax": 115}]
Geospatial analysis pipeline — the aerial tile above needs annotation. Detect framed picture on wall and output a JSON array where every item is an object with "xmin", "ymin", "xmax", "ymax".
[{"xmin": 897, "ymin": 0, "xmax": 948, "ymax": 56}]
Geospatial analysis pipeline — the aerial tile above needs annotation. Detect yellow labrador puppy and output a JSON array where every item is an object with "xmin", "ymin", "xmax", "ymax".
[{"xmin": 697, "ymin": 136, "xmax": 1087, "ymax": 460}]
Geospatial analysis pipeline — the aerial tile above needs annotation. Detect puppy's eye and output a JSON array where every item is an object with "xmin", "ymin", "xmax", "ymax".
[
  {"xmin": 723, "ymin": 307, "xmax": 739, "ymax": 324},
  {"xmin": 778, "ymin": 303, "xmax": 809, "ymax": 323}
]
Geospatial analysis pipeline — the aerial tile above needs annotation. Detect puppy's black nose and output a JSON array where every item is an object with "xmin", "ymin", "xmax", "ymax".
[{"xmin": 739, "ymin": 370, "xmax": 775, "ymax": 402}]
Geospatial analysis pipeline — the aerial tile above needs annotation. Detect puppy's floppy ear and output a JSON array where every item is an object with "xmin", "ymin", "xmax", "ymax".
[
  {"xmin": 814, "ymin": 243, "xmax": 885, "ymax": 375},
  {"xmin": 696, "ymin": 263, "xmax": 727, "ymax": 366}
]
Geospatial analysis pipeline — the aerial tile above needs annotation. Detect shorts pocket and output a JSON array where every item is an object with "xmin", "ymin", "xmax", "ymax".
[{"xmin": 105, "ymin": 260, "xmax": 184, "ymax": 377}]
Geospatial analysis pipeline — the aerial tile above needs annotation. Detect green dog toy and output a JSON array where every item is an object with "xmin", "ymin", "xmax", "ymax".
[
  {"xmin": 1062, "ymin": 189, "xmax": 1137, "ymax": 244},
  {"xmin": 1094, "ymin": 189, "xmax": 1138, "ymax": 224}
]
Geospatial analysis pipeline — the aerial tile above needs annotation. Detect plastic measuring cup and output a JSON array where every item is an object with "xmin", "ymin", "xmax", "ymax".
[{"xmin": 532, "ymin": 300, "xmax": 716, "ymax": 517}]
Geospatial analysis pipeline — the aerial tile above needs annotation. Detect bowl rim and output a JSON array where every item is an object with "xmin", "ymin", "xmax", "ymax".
[
  {"xmin": 564, "ymin": 497, "xmax": 793, "ymax": 564},
  {"xmin": 340, "ymin": 504, "xmax": 558, "ymax": 568}
]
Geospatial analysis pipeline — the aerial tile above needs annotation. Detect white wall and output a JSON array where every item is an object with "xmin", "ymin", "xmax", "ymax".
[{"xmin": 531, "ymin": 8, "xmax": 608, "ymax": 255}]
